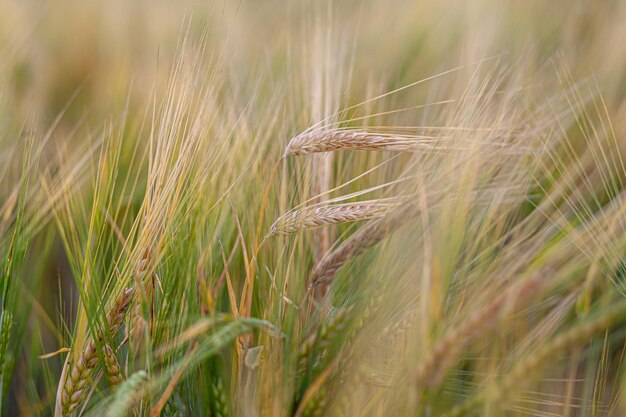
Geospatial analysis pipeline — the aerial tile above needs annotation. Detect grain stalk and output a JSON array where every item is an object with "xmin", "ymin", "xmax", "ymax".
[
  {"xmin": 284, "ymin": 130, "xmax": 442, "ymax": 156},
  {"xmin": 310, "ymin": 204, "xmax": 416, "ymax": 289},
  {"xmin": 270, "ymin": 200, "xmax": 398, "ymax": 236}
]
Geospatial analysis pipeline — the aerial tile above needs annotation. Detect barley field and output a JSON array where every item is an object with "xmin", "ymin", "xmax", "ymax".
[{"xmin": 2, "ymin": 1, "xmax": 626, "ymax": 416}]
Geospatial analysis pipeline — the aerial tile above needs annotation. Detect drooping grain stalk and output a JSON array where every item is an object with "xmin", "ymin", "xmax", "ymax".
[
  {"xmin": 270, "ymin": 200, "xmax": 399, "ymax": 236},
  {"xmin": 309, "ymin": 218, "xmax": 392, "ymax": 288},
  {"xmin": 316, "ymin": 308, "xmax": 351, "ymax": 352},
  {"xmin": 284, "ymin": 130, "xmax": 444, "ymax": 156},
  {"xmin": 60, "ymin": 289, "xmax": 134, "ymax": 414},
  {"xmin": 57, "ymin": 243, "xmax": 157, "ymax": 415},
  {"xmin": 310, "ymin": 204, "xmax": 416, "ymax": 289},
  {"xmin": 308, "ymin": 181, "xmax": 528, "ymax": 291}
]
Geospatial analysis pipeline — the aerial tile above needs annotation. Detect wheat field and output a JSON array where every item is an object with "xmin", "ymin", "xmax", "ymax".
[{"xmin": 2, "ymin": 1, "xmax": 626, "ymax": 416}]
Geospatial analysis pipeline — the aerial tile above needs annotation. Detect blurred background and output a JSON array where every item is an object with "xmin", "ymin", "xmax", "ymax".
[{"xmin": 2, "ymin": 0, "xmax": 625, "ymax": 127}]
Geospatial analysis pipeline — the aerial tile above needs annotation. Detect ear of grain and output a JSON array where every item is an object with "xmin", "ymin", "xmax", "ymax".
[
  {"xmin": 309, "ymin": 219, "xmax": 389, "ymax": 289},
  {"xmin": 316, "ymin": 308, "xmax": 351, "ymax": 351},
  {"xmin": 61, "ymin": 340, "xmax": 99, "ymax": 415},
  {"xmin": 284, "ymin": 130, "xmax": 441, "ymax": 156},
  {"xmin": 298, "ymin": 307, "xmax": 351, "ymax": 374},
  {"xmin": 310, "ymin": 204, "xmax": 416, "ymax": 289},
  {"xmin": 302, "ymin": 385, "xmax": 328, "ymax": 417},
  {"xmin": 413, "ymin": 272, "xmax": 546, "ymax": 392},
  {"xmin": 210, "ymin": 377, "xmax": 230, "ymax": 417},
  {"xmin": 60, "ymin": 286, "xmax": 136, "ymax": 415},
  {"xmin": 270, "ymin": 200, "xmax": 398, "ymax": 236},
  {"xmin": 107, "ymin": 287, "xmax": 136, "ymax": 336},
  {"xmin": 103, "ymin": 344, "xmax": 123, "ymax": 388},
  {"xmin": 0, "ymin": 312, "xmax": 13, "ymax": 377},
  {"xmin": 105, "ymin": 370, "xmax": 148, "ymax": 417}
]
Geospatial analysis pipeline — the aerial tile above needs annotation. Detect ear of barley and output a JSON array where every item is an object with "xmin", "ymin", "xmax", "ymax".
[
  {"xmin": 108, "ymin": 287, "xmax": 135, "ymax": 335},
  {"xmin": 284, "ymin": 130, "xmax": 441, "ymax": 156},
  {"xmin": 413, "ymin": 272, "xmax": 545, "ymax": 391},
  {"xmin": 310, "ymin": 204, "xmax": 416, "ymax": 289},
  {"xmin": 61, "ymin": 340, "xmax": 99, "ymax": 415},
  {"xmin": 103, "ymin": 344, "xmax": 123, "ymax": 388},
  {"xmin": 298, "ymin": 332, "xmax": 318, "ymax": 372},
  {"xmin": 0, "ymin": 312, "xmax": 13, "ymax": 376},
  {"xmin": 270, "ymin": 200, "xmax": 399, "ymax": 236},
  {"xmin": 298, "ymin": 307, "xmax": 351, "ymax": 375},
  {"xmin": 350, "ymin": 292, "xmax": 383, "ymax": 337},
  {"xmin": 302, "ymin": 385, "xmax": 328, "ymax": 417},
  {"xmin": 309, "ymin": 220, "xmax": 387, "ymax": 288},
  {"xmin": 210, "ymin": 377, "xmax": 230, "ymax": 417},
  {"xmin": 317, "ymin": 308, "xmax": 351, "ymax": 351},
  {"xmin": 60, "ymin": 286, "xmax": 136, "ymax": 415},
  {"xmin": 311, "ymin": 192, "xmax": 515, "ymax": 293},
  {"xmin": 105, "ymin": 370, "xmax": 148, "ymax": 417}
]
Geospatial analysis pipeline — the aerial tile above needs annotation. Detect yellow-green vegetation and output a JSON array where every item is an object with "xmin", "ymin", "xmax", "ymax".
[{"xmin": 1, "ymin": 0, "xmax": 626, "ymax": 416}]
